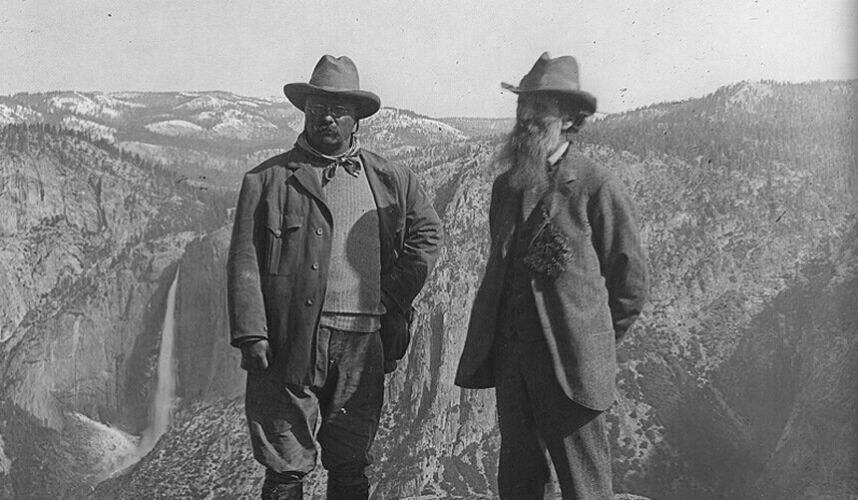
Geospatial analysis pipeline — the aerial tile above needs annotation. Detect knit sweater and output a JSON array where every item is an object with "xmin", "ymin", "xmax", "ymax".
[{"xmin": 316, "ymin": 166, "xmax": 384, "ymax": 332}]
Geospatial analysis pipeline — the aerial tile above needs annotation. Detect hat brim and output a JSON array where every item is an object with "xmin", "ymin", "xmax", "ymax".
[
  {"xmin": 284, "ymin": 83, "xmax": 381, "ymax": 119},
  {"xmin": 501, "ymin": 82, "xmax": 597, "ymax": 115}
]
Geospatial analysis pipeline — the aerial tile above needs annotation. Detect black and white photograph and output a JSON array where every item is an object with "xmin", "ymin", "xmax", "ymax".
[{"xmin": 0, "ymin": 1, "xmax": 855, "ymax": 499}]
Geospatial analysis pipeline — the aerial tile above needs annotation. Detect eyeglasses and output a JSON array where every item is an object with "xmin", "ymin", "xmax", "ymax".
[{"xmin": 305, "ymin": 103, "xmax": 354, "ymax": 118}]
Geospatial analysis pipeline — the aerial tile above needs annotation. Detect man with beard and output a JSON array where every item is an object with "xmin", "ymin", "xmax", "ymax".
[
  {"xmin": 227, "ymin": 55, "xmax": 442, "ymax": 500},
  {"xmin": 455, "ymin": 53, "xmax": 648, "ymax": 499}
]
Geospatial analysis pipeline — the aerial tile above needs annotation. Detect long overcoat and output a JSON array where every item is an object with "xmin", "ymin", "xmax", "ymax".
[
  {"xmin": 227, "ymin": 147, "xmax": 442, "ymax": 386},
  {"xmin": 454, "ymin": 152, "xmax": 648, "ymax": 411}
]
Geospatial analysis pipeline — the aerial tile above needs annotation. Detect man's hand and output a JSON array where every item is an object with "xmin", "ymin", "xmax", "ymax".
[{"xmin": 240, "ymin": 339, "xmax": 272, "ymax": 372}]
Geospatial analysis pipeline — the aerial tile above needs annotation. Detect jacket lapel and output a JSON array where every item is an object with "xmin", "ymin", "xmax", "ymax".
[
  {"xmin": 360, "ymin": 152, "xmax": 400, "ymax": 273},
  {"xmin": 525, "ymin": 153, "xmax": 579, "ymax": 246},
  {"xmin": 521, "ymin": 187, "xmax": 541, "ymax": 222},
  {"xmin": 553, "ymin": 153, "xmax": 578, "ymax": 203},
  {"xmin": 494, "ymin": 180, "xmax": 519, "ymax": 261},
  {"xmin": 289, "ymin": 163, "xmax": 327, "ymax": 209}
]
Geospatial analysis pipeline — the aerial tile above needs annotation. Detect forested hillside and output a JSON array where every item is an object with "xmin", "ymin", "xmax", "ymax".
[{"xmin": 0, "ymin": 81, "xmax": 855, "ymax": 499}]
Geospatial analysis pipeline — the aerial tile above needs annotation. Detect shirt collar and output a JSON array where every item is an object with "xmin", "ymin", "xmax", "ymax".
[{"xmin": 547, "ymin": 141, "xmax": 570, "ymax": 166}]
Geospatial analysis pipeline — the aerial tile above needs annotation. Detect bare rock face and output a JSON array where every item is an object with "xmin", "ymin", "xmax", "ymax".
[
  {"xmin": 174, "ymin": 226, "xmax": 244, "ymax": 402},
  {"xmin": 0, "ymin": 235, "xmax": 192, "ymax": 498},
  {"xmin": 3, "ymin": 240, "xmax": 181, "ymax": 429},
  {"xmin": 718, "ymin": 222, "xmax": 858, "ymax": 499},
  {"xmin": 2, "ymin": 82, "xmax": 856, "ymax": 499},
  {"xmin": 0, "ymin": 128, "xmax": 189, "ymax": 427},
  {"xmin": 372, "ymin": 147, "xmax": 502, "ymax": 498},
  {"xmin": 0, "ymin": 127, "xmax": 231, "ymax": 496},
  {"xmin": 89, "ymin": 135, "xmax": 856, "ymax": 498}
]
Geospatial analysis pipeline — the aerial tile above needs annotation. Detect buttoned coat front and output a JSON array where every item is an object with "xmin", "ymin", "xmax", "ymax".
[
  {"xmin": 454, "ymin": 152, "xmax": 648, "ymax": 411},
  {"xmin": 227, "ymin": 147, "xmax": 442, "ymax": 386}
]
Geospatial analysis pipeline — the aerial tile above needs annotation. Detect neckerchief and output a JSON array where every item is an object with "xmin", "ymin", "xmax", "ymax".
[{"xmin": 295, "ymin": 133, "xmax": 363, "ymax": 181}]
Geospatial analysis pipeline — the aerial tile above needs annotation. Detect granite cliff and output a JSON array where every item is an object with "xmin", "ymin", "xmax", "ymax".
[
  {"xmin": 1, "ymin": 81, "xmax": 855, "ymax": 499},
  {"xmin": 0, "ymin": 125, "xmax": 232, "ymax": 497}
]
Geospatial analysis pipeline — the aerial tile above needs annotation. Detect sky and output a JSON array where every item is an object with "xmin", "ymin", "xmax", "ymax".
[{"xmin": 1, "ymin": 0, "xmax": 855, "ymax": 117}]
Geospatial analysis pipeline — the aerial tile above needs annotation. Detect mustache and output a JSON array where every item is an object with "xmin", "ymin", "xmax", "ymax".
[{"xmin": 315, "ymin": 124, "xmax": 339, "ymax": 134}]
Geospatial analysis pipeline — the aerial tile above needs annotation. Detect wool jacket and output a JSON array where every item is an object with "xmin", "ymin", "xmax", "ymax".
[
  {"xmin": 227, "ymin": 147, "xmax": 442, "ymax": 385},
  {"xmin": 454, "ymin": 151, "xmax": 648, "ymax": 411}
]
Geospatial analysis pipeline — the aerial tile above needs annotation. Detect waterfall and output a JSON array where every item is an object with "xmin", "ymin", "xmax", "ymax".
[
  {"xmin": 105, "ymin": 266, "xmax": 181, "ymax": 477},
  {"xmin": 138, "ymin": 267, "xmax": 180, "ymax": 453}
]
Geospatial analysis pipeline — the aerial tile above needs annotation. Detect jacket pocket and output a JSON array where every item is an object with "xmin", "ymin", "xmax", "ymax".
[
  {"xmin": 264, "ymin": 225, "xmax": 283, "ymax": 275},
  {"xmin": 264, "ymin": 214, "xmax": 302, "ymax": 275}
]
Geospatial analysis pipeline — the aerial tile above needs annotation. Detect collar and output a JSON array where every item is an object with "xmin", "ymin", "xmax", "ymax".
[
  {"xmin": 295, "ymin": 133, "xmax": 363, "ymax": 180},
  {"xmin": 547, "ymin": 141, "xmax": 569, "ymax": 166},
  {"xmin": 550, "ymin": 142, "xmax": 578, "ymax": 185}
]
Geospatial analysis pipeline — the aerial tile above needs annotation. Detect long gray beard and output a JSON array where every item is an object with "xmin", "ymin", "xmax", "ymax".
[{"xmin": 500, "ymin": 117, "xmax": 563, "ymax": 193}]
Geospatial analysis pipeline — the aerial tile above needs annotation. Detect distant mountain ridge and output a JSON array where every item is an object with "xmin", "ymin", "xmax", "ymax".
[{"xmin": 0, "ymin": 90, "xmax": 497, "ymax": 190}]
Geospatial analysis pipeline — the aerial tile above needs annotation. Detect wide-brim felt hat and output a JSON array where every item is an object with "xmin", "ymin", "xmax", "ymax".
[
  {"xmin": 502, "ymin": 52, "xmax": 597, "ymax": 114},
  {"xmin": 284, "ymin": 55, "xmax": 381, "ymax": 119}
]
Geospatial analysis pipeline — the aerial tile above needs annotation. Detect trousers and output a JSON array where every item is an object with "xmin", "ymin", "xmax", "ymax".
[
  {"xmin": 493, "ymin": 333, "xmax": 613, "ymax": 500},
  {"xmin": 245, "ymin": 327, "xmax": 385, "ymax": 487}
]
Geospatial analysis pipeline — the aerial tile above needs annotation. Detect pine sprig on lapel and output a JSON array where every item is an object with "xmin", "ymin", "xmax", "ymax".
[{"xmin": 521, "ymin": 205, "xmax": 572, "ymax": 278}]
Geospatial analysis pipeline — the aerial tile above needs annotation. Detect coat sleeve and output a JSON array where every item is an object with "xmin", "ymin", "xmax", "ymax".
[
  {"xmin": 226, "ymin": 172, "xmax": 269, "ymax": 347},
  {"xmin": 488, "ymin": 175, "xmax": 505, "ymax": 243},
  {"xmin": 380, "ymin": 168, "xmax": 443, "ymax": 313},
  {"xmin": 590, "ymin": 176, "xmax": 649, "ymax": 342}
]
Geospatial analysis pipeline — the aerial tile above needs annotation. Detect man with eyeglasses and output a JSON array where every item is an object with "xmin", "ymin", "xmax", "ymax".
[
  {"xmin": 227, "ymin": 55, "xmax": 442, "ymax": 500},
  {"xmin": 455, "ymin": 53, "xmax": 648, "ymax": 499}
]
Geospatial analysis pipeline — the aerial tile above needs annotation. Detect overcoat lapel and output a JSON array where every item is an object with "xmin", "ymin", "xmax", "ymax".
[
  {"xmin": 361, "ymin": 156, "xmax": 400, "ymax": 272},
  {"xmin": 496, "ymin": 151, "xmax": 579, "ymax": 260},
  {"xmin": 553, "ymin": 153, "xmax": 578, "ymax": 200},
  {"xmin": 521, "ymin": 187, "xmax": 541, "ymax": 222},
  {"xmin": 495, "ymin": 183, "xmax": 519, "ymax": 261},
  {"xmin": 288, "ymin": 164, "xmax": 330, "ymax": 222}
]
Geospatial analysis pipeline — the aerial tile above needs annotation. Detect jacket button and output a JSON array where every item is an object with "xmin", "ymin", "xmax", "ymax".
[
  {"xmin": 315, "ymin": 228, "xmax": 323, "ymax": 236},
  {"xmin": 273, "ymin": 229, "xmax": 282, "ymax": 237},
  {"xmin": 311, "ymin": 263, "xmax": 319, "ymax": 270},
  {"xmin": 305, "ymin": 299, "xmax": 314, "ymax": 306}
]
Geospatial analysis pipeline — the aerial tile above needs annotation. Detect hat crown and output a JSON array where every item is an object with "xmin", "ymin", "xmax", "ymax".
[
  {"xmin": 501, "ymin": 52, "xmax": 597, "ymax": 114},
  {"xmin": 518, "ymin": 52, "xmax": 581, "ymax": 92},
  {"xmin": 308, "ymin": 55, "xmax": 361, "ymax": 92},
  {"xmin": 283, "ymin": 54, "xmax": 381, "ymax": 118}
]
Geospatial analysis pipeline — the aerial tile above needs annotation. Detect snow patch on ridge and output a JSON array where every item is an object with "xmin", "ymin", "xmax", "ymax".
[
  {"xmin": 176, "ymin": 95, "xmax": 237, "ymax": 112},
  {"xmin": 211, "ymin": 109, "xmax": 279, "ymax": 140},
  {"xmin": 48, "ymin": 92, "xmax": 144, "ymax": 120},
  {"xmin": 92, "ymin": 93, "xmax": 145, "ymax": 110},
  {"xmin": 0, "ymin": 103, "xmax": 43, "ymax": 124},
  {"xmin": 61, "ymin": 116, "xmax": 116, "ymax": 141},
  {"xmin": 50, "ymin": 93, "xmax": 118, "ymax": 119},
  {"xmin": 368, "ymin": 108, "xmax": 467, "ymax": 140},
  {"xmin": 145, "ymin": 119, "xmax": 205, "ymax": 137},
  {"xmin": 103, "ymin": 92, "xmax": 147, "ymax": 102}
]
